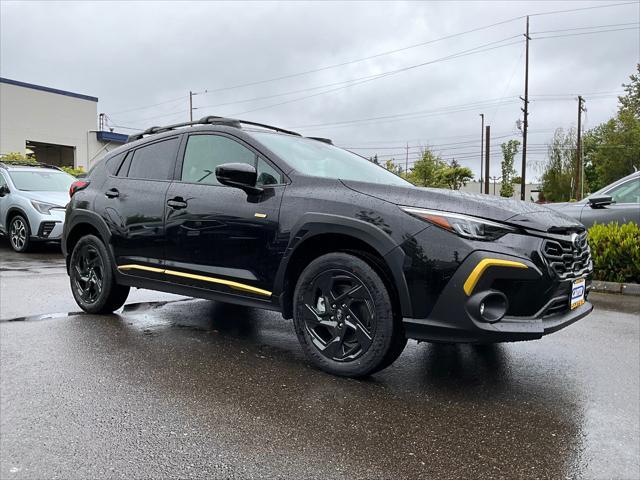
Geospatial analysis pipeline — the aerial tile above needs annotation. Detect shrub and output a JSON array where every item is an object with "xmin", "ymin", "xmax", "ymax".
[
  {"xmin": 588, "ymin": 222, "xmax": 640, "ymax": 283},
  {"xmin": 60, "ymin": 166, "xmax": 85, "ymax": 178}
]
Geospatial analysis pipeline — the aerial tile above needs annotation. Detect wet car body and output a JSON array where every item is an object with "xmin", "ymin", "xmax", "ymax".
[{"xmin": 63, "ymin": 118, "xmax": 593, "ymax": 375}]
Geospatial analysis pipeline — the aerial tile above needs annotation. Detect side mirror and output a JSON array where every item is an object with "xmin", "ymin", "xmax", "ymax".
[
  {"xmin": 0, "ymin": 185, "xmax": 9, "ymax": 197},
  {"xmin": 588, "ymin": 195, "xmax": 614, "ymax": 209},
  {"xmin": 215, "ymin": 163, "xmax": 263, "ymax": 195}
]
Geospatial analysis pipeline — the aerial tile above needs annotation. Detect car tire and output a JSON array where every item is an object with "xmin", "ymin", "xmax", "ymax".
[
  {"xmin": 9, "ymin": 214, "xmax": 31, "ymax": 253},
  {"xmin": 293, "ymin": 252, "xmax": 405, "ymax": 377},
  {"xmin": 69, "ymin": 234, "xmax": 130, "ymax": 314}
]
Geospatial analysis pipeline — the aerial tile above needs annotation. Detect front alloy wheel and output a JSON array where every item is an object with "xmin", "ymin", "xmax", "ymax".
[
  {"xmin": 293, "ymin": 252, "xmax": 406, "ymax": 377},
  {"xmin": 9, "ymin": 215, "xmax": 30, "ymax": 252},
  {"xmin": 301, "ymin": 269, "xmax": 375, "ymax": 362}
]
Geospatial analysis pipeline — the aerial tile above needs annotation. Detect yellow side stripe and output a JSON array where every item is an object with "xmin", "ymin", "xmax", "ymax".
[
  {"xmin": 117, "ymin": 264, "xmax": 271, "ymax": 297},
  {"xmin": 463, "ymin": 259, "xmax": 528, "ymax": 296}
]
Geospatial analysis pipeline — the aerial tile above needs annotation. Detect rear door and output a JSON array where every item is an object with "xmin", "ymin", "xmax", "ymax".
[
  {"xmin": 95, "ymin": 136, "xmax": 180, "ymax": 280},
  {"xmin": 163, "ymin": 132, "xmax": 286, "ymax": 299}
]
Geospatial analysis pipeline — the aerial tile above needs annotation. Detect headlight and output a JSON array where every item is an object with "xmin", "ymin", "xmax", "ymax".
[
  {"xmin": 30, "ymin": 200, "xmax": 63, "ymax": 215},
  {"xmin": 401, "ymin": 206, "xmax": 516, "ymax": 241}
]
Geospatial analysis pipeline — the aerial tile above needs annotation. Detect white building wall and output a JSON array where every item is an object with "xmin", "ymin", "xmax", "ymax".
[{"xmin": 0, "ymin": 80, "xmax": 98, "ymax": 169}]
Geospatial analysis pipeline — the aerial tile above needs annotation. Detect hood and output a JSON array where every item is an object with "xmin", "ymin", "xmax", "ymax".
[
  {"xmin": 19, "ymin": 190, "xmax": 69, "ymax": 208},
  {"xmin": 342, "ymin": 180, "xmax": 584, "ymax": 233}
]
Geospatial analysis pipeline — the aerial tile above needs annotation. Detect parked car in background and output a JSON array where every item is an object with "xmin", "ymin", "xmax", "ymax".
[
  {"xmin": 0, "ymin": 161, "xmax": 76, "ymax": 252},
  {"xmin": 547, "ymin": 171, "xmax": 640, "ymax": 228},
  {"xmin": 63, "ymin": 116, "xmax": 593, "ymax": 377}
]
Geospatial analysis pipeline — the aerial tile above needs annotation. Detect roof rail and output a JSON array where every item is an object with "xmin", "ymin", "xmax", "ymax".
[
  {"xmin": 126, "ymin": 115, "xmax": 301, "ymax": 143},
  {"xmin": 0, "ymin": 160, "xmax": 62, "ymax": 171}
]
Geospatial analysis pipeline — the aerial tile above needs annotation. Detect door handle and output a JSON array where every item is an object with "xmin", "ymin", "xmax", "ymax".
[
  {"xmin": 105, "ymin": 188, "xmax": 119, "ymax": 198},
  {"xmin": 167, "ymin": 197, "xmax": 188, "ymax": 209}
]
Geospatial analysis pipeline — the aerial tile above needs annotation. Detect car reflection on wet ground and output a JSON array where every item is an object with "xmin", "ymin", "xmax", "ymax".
[{"xmin": 0, "ymin": 242, "xmax": 639, "ymax": 479}]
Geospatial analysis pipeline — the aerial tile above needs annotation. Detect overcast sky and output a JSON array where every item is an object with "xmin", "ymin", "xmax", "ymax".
[{"xmin": 1, "ymin": 1, "xmax": 638, "ymax": 181}]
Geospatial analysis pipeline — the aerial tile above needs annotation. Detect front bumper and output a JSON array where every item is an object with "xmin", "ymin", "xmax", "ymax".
[
  {"xmin": 402, "ymin": 248, "xmax": 594, "ymax": 343},
  {"xmin": 29, "ymin": 209, "xmax": 65, "ymax": 241}
]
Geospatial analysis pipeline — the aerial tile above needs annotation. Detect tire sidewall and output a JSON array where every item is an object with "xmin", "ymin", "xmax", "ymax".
[
  {"xmin": 69, "ymin": 234, "xmax": 117, "ymax": 313},
  {"xmin": 293, "ymin": 252, "xmax": 395, "ymax": 377}
]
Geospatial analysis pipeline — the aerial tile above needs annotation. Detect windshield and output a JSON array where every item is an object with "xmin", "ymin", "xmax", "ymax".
[
  {"xmin": 250, "ymin": 131, "xmax": 412, "ymax": 187},
  {"xmin": 8, "ymin": 170, "xmax": 75, "ymax": 192}
]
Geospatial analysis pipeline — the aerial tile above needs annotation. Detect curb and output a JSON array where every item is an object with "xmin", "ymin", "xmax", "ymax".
[{"xmin": 591, "ymin": 280, "xmax": 640, "ymax": 296}]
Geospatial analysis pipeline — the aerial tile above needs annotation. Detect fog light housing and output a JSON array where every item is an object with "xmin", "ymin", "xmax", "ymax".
[{"xmin": 467, "ymin": 290, "xmax": 509, "ymax": 323}]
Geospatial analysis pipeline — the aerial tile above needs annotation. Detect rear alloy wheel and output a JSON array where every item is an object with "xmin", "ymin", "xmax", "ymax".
[
  {"xmin": 70, "ymin": 235, "xmax": 130, "ymax": 314},
  {"xmin": 293, "ymin": 252, "xmax": 405, "ymax": 377},
  {"xmin": 9, "ymin": 215, "xmax": 31, "ymax": 253}
]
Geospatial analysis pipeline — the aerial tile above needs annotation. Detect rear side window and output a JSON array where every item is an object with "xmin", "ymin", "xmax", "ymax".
[{"xmin": 128, "ymin": 137, "xmax": 179, "ymax": 180}]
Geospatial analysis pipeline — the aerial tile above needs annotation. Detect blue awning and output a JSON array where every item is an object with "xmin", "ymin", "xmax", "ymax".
[{"xmin": 96, "ymin": 131, "xmax": 128, "ymax": 144}]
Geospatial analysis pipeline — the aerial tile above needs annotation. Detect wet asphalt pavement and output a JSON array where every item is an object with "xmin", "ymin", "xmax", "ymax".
[{"xmin": 0, "ymin": 241, "xmax": 639, "ymax": 479}]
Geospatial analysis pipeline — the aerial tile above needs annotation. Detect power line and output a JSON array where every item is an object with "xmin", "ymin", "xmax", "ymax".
[
  {"xmin": 229, "ymin": 38, "xmax": 524, "ymax": 117},
  {"xmin": 105, "ymin": 1, "xmax": 637, "ymax": 119},
  {"xmin": 531, "ymin": 21, "xmax": 639, "ymax": 34},
  {"xmin": 533, "ymin": 26, "xmax": 639, "ymax": 39},
  {"xmin": 528, "ymin": 1, "xmax": 636, "ymax": 17}
]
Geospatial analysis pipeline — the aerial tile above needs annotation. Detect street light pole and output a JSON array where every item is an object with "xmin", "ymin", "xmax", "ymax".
[{"xmin": 479, "ymin": 113, "xmax": 484, "ymax": 193}]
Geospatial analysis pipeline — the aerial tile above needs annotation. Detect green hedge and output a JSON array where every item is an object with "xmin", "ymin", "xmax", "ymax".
[{"xmin": 588, "ymin": 222, "xmax": 640, "ymax": 283}]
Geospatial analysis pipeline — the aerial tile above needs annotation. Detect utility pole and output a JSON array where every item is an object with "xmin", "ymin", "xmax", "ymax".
[
  {"xmin": 189, "ymin": 91, "xmax": 194, "ymax": 122},
  {"xmin": 576, "ymin": 95, "xmax": 586, "ymax": 200},
  {"xmin": 405, "ymin": 142, "xmax": 409, "ymax": 177},
  {"xmin": 484, "ymin": 125, "xmax": 490, "ymax": 194},
  {"xmin": 520, "ymin": 15, "xmax": 530, "ymax": 201},
  {"xmin": 479, "ymin": 113, "xmax": 484, "ymax": 192}
]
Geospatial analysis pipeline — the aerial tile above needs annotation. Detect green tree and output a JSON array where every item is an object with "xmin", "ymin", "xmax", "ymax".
[
  {"xmin": 384, "ymin": 159, "xmax": 400, "ymax": 174},
  {"xmin": 540, "ymin": 128, "xmax": 577, "ymax": 202},
  {"xmin": 499, "ymin": 139, "xmax": 520, "ymax": 197},
  {"xmin": 408, "ymin": 148, "xmax": 446, "ymax": 187},
  {"xmin": 440, "ymin": 158, "xmax": 474, "ymax": 190},
  {"xmin": 619, "ymin": 63, "xmax": 640, "ymax": 117},
  {"xmin": 583, "ymin": 65, "xmax": 640, "ymax": 192}
]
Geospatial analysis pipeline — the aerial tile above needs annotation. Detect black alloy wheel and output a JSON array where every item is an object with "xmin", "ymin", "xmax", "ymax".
[
  {"xmin": 69, "ymin": 235, "xmax": 130, "ymax": 314},
  {"xmin": 293, "ymin": 252, "xmax": 406, "ymax": 377},
  {"xmin": 72, "ymin": 243, "xmax": 105, "ymax": 304},
  {"xmin": 301, "ymin": 269, "xmax": 375, "ymax": 362}
]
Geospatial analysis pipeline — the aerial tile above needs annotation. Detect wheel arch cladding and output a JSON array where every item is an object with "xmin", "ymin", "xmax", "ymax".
[
  {"xmin": 64, "ymin": 211, "xmax": 113, "ymax": 271},
  {"xmin": 275, "ymin": 214, "xmax": 412, "ymax": 319},
  {"xmin": 6, "ymin": 207, "xmax": 30, "ymax": 230}
]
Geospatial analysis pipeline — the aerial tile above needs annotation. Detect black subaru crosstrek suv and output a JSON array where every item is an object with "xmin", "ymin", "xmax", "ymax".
[{"xmin": 63, "ymin": 116, "xmax": 593, "ymax": 377}]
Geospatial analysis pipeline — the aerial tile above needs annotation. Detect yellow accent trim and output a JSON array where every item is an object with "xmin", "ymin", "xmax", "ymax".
[
  {"xmin": 463, "ymin": 259, "xmax": 528, "ymax": 296},
  {"xmin": 118, "ymin": 264, "xmax": 164, "ymax": 274},
  {"xmin": 254, "ymin": 213, "xmax": 267, "ymax": 218},
  {"xmin": 117, "ymin": 264, "xmax": 271, "ymax": 297}
]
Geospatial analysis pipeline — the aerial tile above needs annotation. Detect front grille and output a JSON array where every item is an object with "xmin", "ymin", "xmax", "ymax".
[
  {"xmin": 38, "ymin": 221, "xmax": 56, "ymax": 238},
  {"xmin": 542, "ymin": 231, "xmax": 592, "ymax": 280}
]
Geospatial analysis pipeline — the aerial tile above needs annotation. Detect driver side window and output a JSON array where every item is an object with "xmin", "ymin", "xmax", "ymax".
[
  {"xmin": 607, "ymin": 178, "xmax": 640, "ymax": 204},
  {"xmin": 181, "ymin": 134, "xmax": 284, "ymax": 186},
  {"xmin": 182, "ymin": 135, "xmax": 256, "ymax": 186}
]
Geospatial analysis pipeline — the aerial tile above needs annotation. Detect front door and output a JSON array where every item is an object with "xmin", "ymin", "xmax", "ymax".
[
  {"xmin": 95, "ymin": 136, "xmax": 180, "ymax": 279},
  {"xmin": 163, "ymin": 133, "xmax": 286, "ymax": 300}
]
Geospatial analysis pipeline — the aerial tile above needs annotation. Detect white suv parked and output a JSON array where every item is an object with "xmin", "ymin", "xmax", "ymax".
[{"xmin": 0, "ymin": 162, "xmax": 76, "ymax": 252}]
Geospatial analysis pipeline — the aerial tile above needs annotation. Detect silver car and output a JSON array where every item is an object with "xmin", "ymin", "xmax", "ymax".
[
  {"xmin": 0, "ymin": 162, "xmax": 75, "ymax": 252},
  {"xmin": 548, "ymin": 171, "xmax": 640, "ymax": 228}
]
